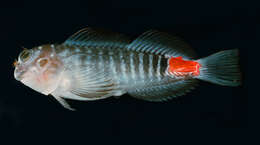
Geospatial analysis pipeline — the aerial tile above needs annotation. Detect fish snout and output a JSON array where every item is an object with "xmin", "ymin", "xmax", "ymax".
[{"xmin": 14, "ymin": 67, "xmax": 26, "ymax": 81}]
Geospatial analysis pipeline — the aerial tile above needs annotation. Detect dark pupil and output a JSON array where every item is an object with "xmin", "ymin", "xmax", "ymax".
[{"xmin": 20, "ymin": 50, "xmax": 31, "ymax": 62}]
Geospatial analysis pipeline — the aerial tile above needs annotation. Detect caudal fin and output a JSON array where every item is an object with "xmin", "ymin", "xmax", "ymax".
[{"xmin": 196, "ymin": 49, "xmax": 241, "ymax": 86}]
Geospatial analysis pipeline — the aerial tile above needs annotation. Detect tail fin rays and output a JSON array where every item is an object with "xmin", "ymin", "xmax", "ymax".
[{"xmin": 196, "ymin": 49, "xmax": 241, "ymax": 86}]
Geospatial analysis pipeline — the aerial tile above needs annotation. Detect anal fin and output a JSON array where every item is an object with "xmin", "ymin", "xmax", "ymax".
[{"xmin": 128, "ymin": 79, "xmax": 197, "ymax": 102}]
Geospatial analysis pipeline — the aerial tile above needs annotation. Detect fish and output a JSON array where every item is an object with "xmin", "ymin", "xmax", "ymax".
[{"xmin": 13, "ymin": 27, "xmax": 242, "ymax": 110}]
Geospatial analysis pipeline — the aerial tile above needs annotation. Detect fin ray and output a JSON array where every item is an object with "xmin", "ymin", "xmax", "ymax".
[
  {"xmin": 63, "ymin": 27, "xmax": 131, "ymax": 48},
  {"xmin": 128, "ymin": 78, "xmax": 197, "ymax": 101},
  {"xmin": 53, "ymin": 63, "xmax": 122, "ymax": 101},
  {"xmin": 196, "ymin": 49, "xmax": 241, "ymax": 86},
  {"xmin": 127, "ymin": 30, "xmax": 196, "ymax": 58},
  {"xmin": 68, "ymin": 64, "xmax": 119, "ymax": 99},
  {"xmin": 52, "ymin": 95, "xmax": 76, "ymax": 111},
  {"xmin": 64, "ymin": 28, "xmax": 196, "ymax": 59}
]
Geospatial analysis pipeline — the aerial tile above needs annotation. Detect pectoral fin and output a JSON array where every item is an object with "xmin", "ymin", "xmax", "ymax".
[{"xmin": 66, "ymin": 64, "xmax": 121, "ymax": 100}]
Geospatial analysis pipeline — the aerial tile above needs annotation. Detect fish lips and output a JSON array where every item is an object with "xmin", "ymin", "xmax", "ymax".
[{"xmin": 14, "ymin": 67, "xmax": 26, "ymax": 81}]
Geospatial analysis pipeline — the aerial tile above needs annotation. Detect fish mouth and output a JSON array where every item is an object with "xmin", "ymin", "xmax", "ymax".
[{"xmin": 14, "ymin": 69, "xmax": 25, "ymax": 81}]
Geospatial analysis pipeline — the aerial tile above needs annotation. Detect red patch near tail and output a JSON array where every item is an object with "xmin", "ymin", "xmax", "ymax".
[{"xmin": 168, "ymin": 56, "xmax": 201, "ymax": 77}]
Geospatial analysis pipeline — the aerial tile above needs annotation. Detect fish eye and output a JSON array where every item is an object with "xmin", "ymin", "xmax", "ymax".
[
  {"xmin": 19, "ymin": 49, "xmax": 32, "ymax": 63},
  {"xmin": 38, "ymin": 58, "xmax": 48, "ymax": 67}
]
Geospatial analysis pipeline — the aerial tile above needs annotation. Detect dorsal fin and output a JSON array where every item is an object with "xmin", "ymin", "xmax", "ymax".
[
  {"xmin": 127, "ymin": 30, "xmax": 196, "ymax": 59},
  {"xmin": 63, "ymin": 27, "xmax": 131, "ymax": 48},
  {"xmin": 64, "ymin": 28, "xmax": 196, "ymax": 58}
]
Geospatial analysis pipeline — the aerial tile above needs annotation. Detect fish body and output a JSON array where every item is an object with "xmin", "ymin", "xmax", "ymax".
[{"xmin": 14, "ymin": 28, "xmax": 241, "ymax": 110}]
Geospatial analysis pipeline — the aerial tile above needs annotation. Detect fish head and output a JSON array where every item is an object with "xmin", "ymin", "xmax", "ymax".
[{"xmin": 14, "ymin": 45, "xmax": 64, "ymax": 95}]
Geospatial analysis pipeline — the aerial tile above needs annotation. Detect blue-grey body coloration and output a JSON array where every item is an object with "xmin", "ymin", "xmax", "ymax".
[{"xmin": 14, "ymin": 27, "xmax": 241, "ymax": 110}]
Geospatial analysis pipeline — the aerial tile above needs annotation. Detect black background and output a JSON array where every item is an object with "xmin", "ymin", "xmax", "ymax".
[{"xmin": 0, "ymin": 0, "xmax": 251, "ymax": 144}]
